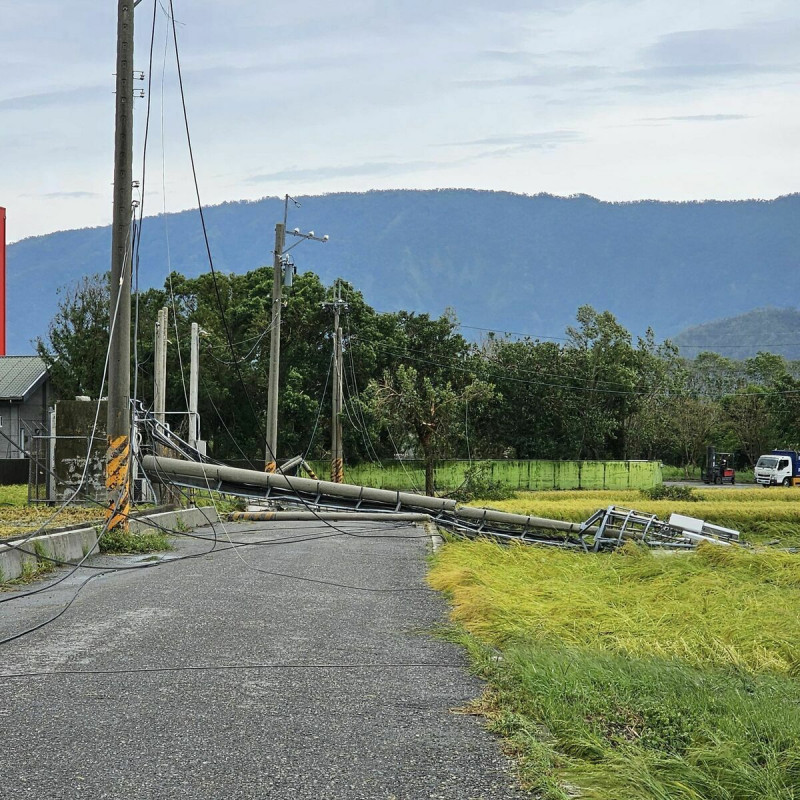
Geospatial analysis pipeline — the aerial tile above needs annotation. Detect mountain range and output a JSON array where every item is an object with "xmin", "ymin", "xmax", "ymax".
[
  {"xmin": 673, "ymin": 307, "xmax": 800, "ymax": 361},
  {"xmin": 7, "ymin": 189, "xmax": 799, "ymax": 357}
]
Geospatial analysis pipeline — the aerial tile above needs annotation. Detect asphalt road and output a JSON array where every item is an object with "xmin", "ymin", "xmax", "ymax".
[{"xmin": 0, "ymin": 520, "xmax": 528, "ymax": 800}]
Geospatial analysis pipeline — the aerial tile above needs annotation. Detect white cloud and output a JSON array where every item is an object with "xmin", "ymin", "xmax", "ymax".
[{"xmin": 4, "ymin": 0, "xmax": 800, "ymax": 242}]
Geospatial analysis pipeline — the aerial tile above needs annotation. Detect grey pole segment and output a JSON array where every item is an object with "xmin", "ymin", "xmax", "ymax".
[
  {"xmin": 154, "ymin": 307, "xmax": 168, "ymax": 430},
  {"xmin": 189, "ymin": 322, "xmax": 199, "ymax": 449},
  {"xmin": 141, "ymin": 454, "xmax": 586, "ymax": 532},
  {"xmin": 265, "ymin": 222, "xmax": 285, "ymax": 471},
  {"xmin": 331, "ymin": 301, "xmax": 343, "ymax": 481},
  {"xmin": 106, "ymin": 0, "xmax": 135, "ymax": 529},
  {"xmin": 323, "ymin": 281, "xmax": 347, "ymax": 482}
]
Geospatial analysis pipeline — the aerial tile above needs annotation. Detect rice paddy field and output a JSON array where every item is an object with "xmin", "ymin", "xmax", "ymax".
[
  {"xmin": 430, "ymin": 488, "xmax": 800, "ymax": 799},
  {"xmin": 472, "ymin": 487, "xmax": 800, "ymax": 546}
]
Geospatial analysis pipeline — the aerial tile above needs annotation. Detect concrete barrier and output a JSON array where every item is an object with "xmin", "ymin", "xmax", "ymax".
[{"xmin": 0, "ymin": 506, "xmax": 219, "ymax": 584}]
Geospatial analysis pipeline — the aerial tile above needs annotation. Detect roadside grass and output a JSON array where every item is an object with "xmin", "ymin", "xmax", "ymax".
[
  {"xmin": 187, "ymin": 489, "xmax": 245, "ymax": 514},
  {"xmin": 469, "ymin": 487, "xmax": 800, "ymax": 546},
  {"xmin": 0, "ymin": 483, "xmax": 109, "ymax": 539},
  {"xmin": 0, "ymin": 541, "xmax": 56, "ymax": 590},
  {"xmin": 98, "ymin": 527, "xmax": 171, "ymax": 554},
  {"xmin": 0, "ymin": 484, "xmax": 30, "ymax": 507},
  {"xmin": 0, "ymin": 505, "xmax": 102, "ymax": 540},
  {"xmin": 429, "ymin": 538, "xmax": 800, "ymax": 799}
]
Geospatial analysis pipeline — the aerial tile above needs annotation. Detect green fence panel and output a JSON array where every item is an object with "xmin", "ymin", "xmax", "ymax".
[{"xmin": 307, "ymin": 459, "xmax": 661, "ymax": 492}]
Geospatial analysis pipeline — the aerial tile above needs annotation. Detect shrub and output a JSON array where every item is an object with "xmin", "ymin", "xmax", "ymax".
[
  {"xmin": 640, "ymin": 484, "xmax": 697, "ymax": 502},
  {"xmin": 453, "ymin": 461, "xmax": 515, "ymax": 502}
]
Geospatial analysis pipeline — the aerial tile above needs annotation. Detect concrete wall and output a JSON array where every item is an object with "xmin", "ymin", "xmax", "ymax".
[{"xmin": 52, "ymin": 399, "xmax": 108, "ymax": 503}]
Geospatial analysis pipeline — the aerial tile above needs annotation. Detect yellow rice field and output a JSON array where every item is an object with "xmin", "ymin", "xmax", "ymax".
[
  {"xmin": 469, "ymin": 487, "xmax": 800, "ymax": 544},
  {"xmin": 429, "ymin": 537, "xmax": 800, "ymax": 675}
]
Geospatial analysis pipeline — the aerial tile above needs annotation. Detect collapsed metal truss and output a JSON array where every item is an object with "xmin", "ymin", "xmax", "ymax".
[{"xmin": 584, "ymin": 506, "xmax": 737, "ymax": 551}]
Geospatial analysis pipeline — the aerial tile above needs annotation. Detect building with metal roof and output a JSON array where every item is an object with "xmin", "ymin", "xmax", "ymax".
[{"xmin": 0, "ymin": 355, "xmax": 50, "ymax": 463}]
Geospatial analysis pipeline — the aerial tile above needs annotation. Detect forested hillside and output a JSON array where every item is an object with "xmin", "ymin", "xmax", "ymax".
[
  {"xmin": 674, "ymin": 307, "xmax": 800, "ymax": 360},
  {"xmin": 10, "ymin": 189, "xmax": 800, "ymax": 355}
]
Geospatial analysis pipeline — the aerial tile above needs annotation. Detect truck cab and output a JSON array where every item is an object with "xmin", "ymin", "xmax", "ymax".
[{"xmin": 755, "ymin": 450, "xmax": 800, "ymax": 487}]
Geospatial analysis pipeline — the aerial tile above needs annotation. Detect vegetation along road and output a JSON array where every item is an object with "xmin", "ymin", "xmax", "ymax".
[{"xmin": 430, "ymin": 486, "xmax": 800, "ymax": 799}]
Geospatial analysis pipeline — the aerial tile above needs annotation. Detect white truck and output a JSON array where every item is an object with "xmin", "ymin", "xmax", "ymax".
[{"xmin": 754, "ymin": 450, "xmax": 800, "ymax": 487}]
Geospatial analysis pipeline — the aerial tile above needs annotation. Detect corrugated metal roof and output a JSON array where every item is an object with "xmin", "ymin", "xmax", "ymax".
[{"xmin": 0, "ymin": 356, "xmax": 48, "ymax": 400}]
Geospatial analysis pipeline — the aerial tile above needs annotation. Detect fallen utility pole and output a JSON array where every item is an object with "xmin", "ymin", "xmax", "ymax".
[
  {"xmin": 323, "ymin": 280, "xmax": 348, "ymax": 483},
  {"xmin": 141, "ymin": 455, "xmax": 738, "ymax": 550},
  {"xmin": 106, "ymin": 0, "xmax": 135, "ymax": 532},
  {"xmin": 230, "ymin": 511, "xmax": 429, "ymax": 523}
]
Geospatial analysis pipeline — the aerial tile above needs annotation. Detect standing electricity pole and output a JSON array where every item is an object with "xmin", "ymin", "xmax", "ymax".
[
  {"xmin": 189, "ymin": 322, "xmax": 200, "ymax": 451},
  {"xmin": 264, "ymin": 196, "xmax": 328, "ymax": 471},
  {"xmin": 106, "ymin": 0, "xmax": 135, "ymax": 531},
  {"xmin": 154, "ymin": 307, "xmax": 168, "ymax": 431},
  {"xmin": 264, "ymin": 221, "xmax": 286, "ymax": 472},
  {"xmin": 323, "ymin": 281, "xmax": 348, "ymax": 483},
  {"xmin": 153, "ymin": 307, "xmax": 168, "ymax": 504}
]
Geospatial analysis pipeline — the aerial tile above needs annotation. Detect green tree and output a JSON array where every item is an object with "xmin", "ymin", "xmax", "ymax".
[
  {"xmin": 36, "ymin": 273, "xmax": 110, "ymax": 399},
  {"xmin": 565, "ymin": 306, "xmax": 642, "ymax": 459},
  {"xmin": 361, "ymin": 311, "xmax": 495, "ymax": 494},
  {"xmin": 366, "ymin": 363, "xmax": 495, "ymax": 495}
]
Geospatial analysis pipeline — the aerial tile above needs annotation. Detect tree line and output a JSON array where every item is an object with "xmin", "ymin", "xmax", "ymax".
[{"xmin": 36, "ymin": 268, "xmax": 800, "ymax": 494}]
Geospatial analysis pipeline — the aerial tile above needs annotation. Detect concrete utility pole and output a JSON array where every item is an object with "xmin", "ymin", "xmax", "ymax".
[
  {"xmin": 154, "ymin": 307, "xmax": 168, "ymax": 430},
  {"xmin": 264, "ymin": 221, "xmax": 286, "ymax": 472},
  {"xmin": 189, "ymin": 321, "xmax": 200, "ymax": 451},
  {"xmin": 106, "ymin": 0, "xmax": 135, "ymax": 531},
  {"xmin": 323, "ymin": 281, "xmax": 348, "ymax": 483},
  {"xmin": 264, "ymin": 196, "xmax": 329, "ymax": 471}
]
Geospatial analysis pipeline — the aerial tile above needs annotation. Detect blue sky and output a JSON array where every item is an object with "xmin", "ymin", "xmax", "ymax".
[{"xmin": 2, "ymin": 0, "xmax": 799, "ymax": 241}]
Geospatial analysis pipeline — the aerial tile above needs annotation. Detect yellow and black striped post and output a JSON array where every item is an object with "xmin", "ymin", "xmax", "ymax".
[
  {"xmin": 265, "ymin": 460, "xmax": 276, "ymax": 473},
  {"xmin": 331, "ymin": 458, "xmax": 344, "ymax": 484},
  {"xmin": 106, "ymin": 434, "xmax": 130, "ymax": 531}
]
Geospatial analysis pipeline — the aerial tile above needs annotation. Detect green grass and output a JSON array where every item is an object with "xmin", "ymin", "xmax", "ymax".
[
  {"xmin": 98, "ymin": 528, "xmax": 171, "ymax": 554},
  {"xmin": 429, "ymin": 538, "xmax": 800, "ymax": 799},
  {"xmin": 0, "ymin": 484, "xmax": 29, "ymax": 506}
]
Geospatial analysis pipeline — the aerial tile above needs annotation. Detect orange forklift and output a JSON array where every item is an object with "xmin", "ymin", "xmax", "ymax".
[{"xmin": 702, "ymin": 446, "xmax": 736, "ymax": 485}]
